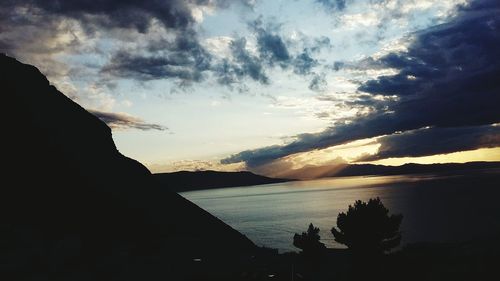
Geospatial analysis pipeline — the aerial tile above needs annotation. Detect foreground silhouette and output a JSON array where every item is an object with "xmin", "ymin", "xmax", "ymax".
[
  {"xmin": 332, "ymin": 197, "xmax": 403, "ymax": 255},
  {"xmin": 293, "ymin": 223, "xmax": 326, "ymax": 258},
  {"xmin": 0, "ymin": 54, "xmax": 259, "ymax": 281},
  {"xmin": 291, "ymin": 198, "xmax": 499, "ymax": 280}
]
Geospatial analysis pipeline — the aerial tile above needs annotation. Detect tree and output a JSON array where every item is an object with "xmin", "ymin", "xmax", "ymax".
[
  {"xmin": 293, "ymin": 223, "xmax": 326, "ymax": 256},
  {"xmin": 331, "ymin": 197, "xmax": 402, "ymax": 255}
]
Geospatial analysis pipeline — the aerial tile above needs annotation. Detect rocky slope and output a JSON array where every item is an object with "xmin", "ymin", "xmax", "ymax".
[{"xmin": 0, "ymin": 54, "xmax": 256, "ymax": 280}]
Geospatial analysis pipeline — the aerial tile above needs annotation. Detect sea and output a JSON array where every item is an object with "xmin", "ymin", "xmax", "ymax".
[{"xmin": 181, "ymin": 171, "xmax": 500, "ymax": 252}]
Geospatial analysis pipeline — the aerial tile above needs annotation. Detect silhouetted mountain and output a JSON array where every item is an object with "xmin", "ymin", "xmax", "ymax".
[
  {"xmin": 154, "ymin": 170, "xmax": 290, "ymax": 192},
  {"xmin": 331, "ymin": 162, "xmax": 500, "ymax": 177},
  {"xmin": 278, "ymin": 161, "xmax": 500, "ymax": 179},
  {"xmin": 0, "ymin": 54, "xmax": 257, "ymax": 280}
]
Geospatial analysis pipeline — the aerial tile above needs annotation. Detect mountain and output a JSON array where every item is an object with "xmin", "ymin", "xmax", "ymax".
[
  {"xmin": 154, "ymin": 170, "xmax": 290, "ymax": 192},
  {"xmin": 280, "ymin": 161, "xmax": 500, "ymax": 179},
  {"xmin": 331, "ymin": 162, "xmax": 500, "ymax": 177},
  {"xmin": 0, "ymin": 54, "xmax": 257, "ymax": 280}
]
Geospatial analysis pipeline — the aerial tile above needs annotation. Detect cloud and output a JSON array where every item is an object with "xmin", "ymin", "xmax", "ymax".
[
  {"xmin": 213, "ymin": 19, "xmax": 327, "ymax": 89},
  {"xmin": 315, "ymin": 0, "xmax": 347, "ymax": 11},
  {"xmin": 308, "ymin": 73, "xmax": 328, "ymax": 92},
  {"xmin": 0, "ymin": 0, "xmax": 242, "ymax": 34},
  {"xmin": 0, "ymin": 6, "xmax": 81, "ymax": 79},
  {"xmin": 0, "ymin": 0, "xmax": 259, "ymax": 91},
  {"xmin": 213, "ymin": 37, "xmax": 270, "ymax": 88},
  {"xmin": 293, "ymin": 52, "xmax": 318, "ymax": 75},
  {"xmin": 89, "ymin": 110, "xmax": 167, "ymax": 131},
  {"xmin": 101, "ymin": 31, "xmax": 212, "ymax": 85},
  {"xmin": 332, "ymin": 61, "xmax": 344, "ymax": 71},
  {"xmin": 249, "ymin": 19, "xmax": 322, "ymax": 74},
  {"xmin": 222, "ymin": 0, "xmax": 500, "ymax": 167},
  {"xmin": 215, "ymin": 0, "xmax": 257, "ymax": 9},
  {"xmin": 0, "ymin": 0, "xmax": 205, "ymax": 104},
  {"xmin": 360, "ymin": 125, "xmax": 500, "ymax": 161},
  {"xmin": 250, "ymin": 19, "xmax": 291, "ymax": 66},
  {"xmin": 1, "ymin": 0, "xmax": 330, "ymax": 94}
]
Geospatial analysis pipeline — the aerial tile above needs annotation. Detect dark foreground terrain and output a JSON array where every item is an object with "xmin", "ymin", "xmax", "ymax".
[
  {"xmin": 0, "ymin": 54, "xmax": 260, "ymax": 280},
  {"xmin": 256, "ymin": 236, "xmax": 500, "ymax": 281}
]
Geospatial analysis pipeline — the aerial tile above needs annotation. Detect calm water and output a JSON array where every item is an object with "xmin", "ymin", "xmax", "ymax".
[{"xmin": 181, "ymin": 172, "xmax": 500, "ymax": 252}]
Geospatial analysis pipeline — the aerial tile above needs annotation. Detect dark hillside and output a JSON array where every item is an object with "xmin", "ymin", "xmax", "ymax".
[{"xmin": 0, "ymin": 54, "xmax": 256, "ymax": 280}]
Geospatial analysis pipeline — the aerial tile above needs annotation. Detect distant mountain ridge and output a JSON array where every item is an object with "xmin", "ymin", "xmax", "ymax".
[
  {"xmin": 277, "ymin": 161, "xmax": 500, "ymax": 180},
  {"xmin": 154, "ymin": 170, "xmax": 290, "ymax": 192},
  {"xmin": 331, "ymin": 161, "xmax": 500, "ymax": 177},
  {"xmin": 154, "ymin": 162, "xmax": 500, "ymax": 191}
]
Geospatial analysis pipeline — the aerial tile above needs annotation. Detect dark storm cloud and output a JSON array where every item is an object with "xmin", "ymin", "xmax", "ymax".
[
  {"xmin": 343, "ymin": 94, "xmax": 388, "ymax": 112},
  {"xmin": 249, "ymin": 20, "xmax": 330, "ymax": 80},
  {"xmin": 293, "ymin": 52, "xmax": 318, "ymax": 75},
  {"xmin": 0, "ymin": 0, "xmax": 256, "ymax": 86},
  {"xmin": 0, "ymin": 0, "xmax": 197, "ymax": 33},
  {"xmin": 1, "ymin": 0, "xmax": 254, "ymax": 33},
  {"xmin": 102, "ymin": 31, "xmax": 212, "ymax": 83},
  {"xmin": 359, "ymin": 126, "xmax": 500, "ymax": 161},
  {"xmin": 0, "ymin": 0, "xmax": 204, "ymax": 87},
  {"xmin": 315, "ymin": 0, "xmax": 347, "ymax": 11},
  {"xmin": 250, "ymin": 19, "xmax": 291, "ymax": 66},
  {"xmin": 102, "ymin": 15, "xmax": 324, "ymax": 89},
  {"xmin": 214, "ymin": 37, "xmax": 270, "ymax": 86},
  {"xmin": 0, "ymin": 0, "xmax": 323, "ymax": 88},
  {"xmin": 222, "ymin": 0, "xmax": 500, "ymax": 167},
  {"xmin": 256, "ymin": 31, "xmax": 290, "ymax": 63},
  {"xmin": 228, "ymin": 19, "xmax": 327, "ymax": 88},
  {"xmin": 89, "ymin": 110, "xmax": 167, "ymax": 131},
  {"xmin": 221, "ymin": 114, "xmax": 399, "ymax": 167},
  {"xmin": 102, "ymin": 52, "xmax": 204, "ymax": 82},
  {"xmin": 213, "ymin": 21, "xmax": 326, "ymax": 88}
]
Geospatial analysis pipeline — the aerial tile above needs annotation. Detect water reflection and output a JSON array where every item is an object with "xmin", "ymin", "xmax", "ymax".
[{"xmin": 181, "ymin": 172, "xmax": 500, "ymax": 252}]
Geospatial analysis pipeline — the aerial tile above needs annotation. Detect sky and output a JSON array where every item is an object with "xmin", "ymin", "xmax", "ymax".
[{"xmin": 1, "ymin": 0, "xmax": 499, "ymax": 177}]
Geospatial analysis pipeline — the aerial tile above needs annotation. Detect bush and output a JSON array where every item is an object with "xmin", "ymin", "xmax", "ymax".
[
  {"xmin": 331, "ymin": 197, "xmax": 402, "ymax": 254},
  {"xmin": 293, "ymin": 223, "xmax": 326, "ymax": 256}
]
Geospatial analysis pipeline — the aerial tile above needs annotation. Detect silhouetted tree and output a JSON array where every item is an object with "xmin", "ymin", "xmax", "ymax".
[
  {"xmin": 331, "ymin": 197, "xmax": 402, "ymax": 255},
  {"xmin": 293, "ymin": 223, "xmax": 326, "ymax": 256}
]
